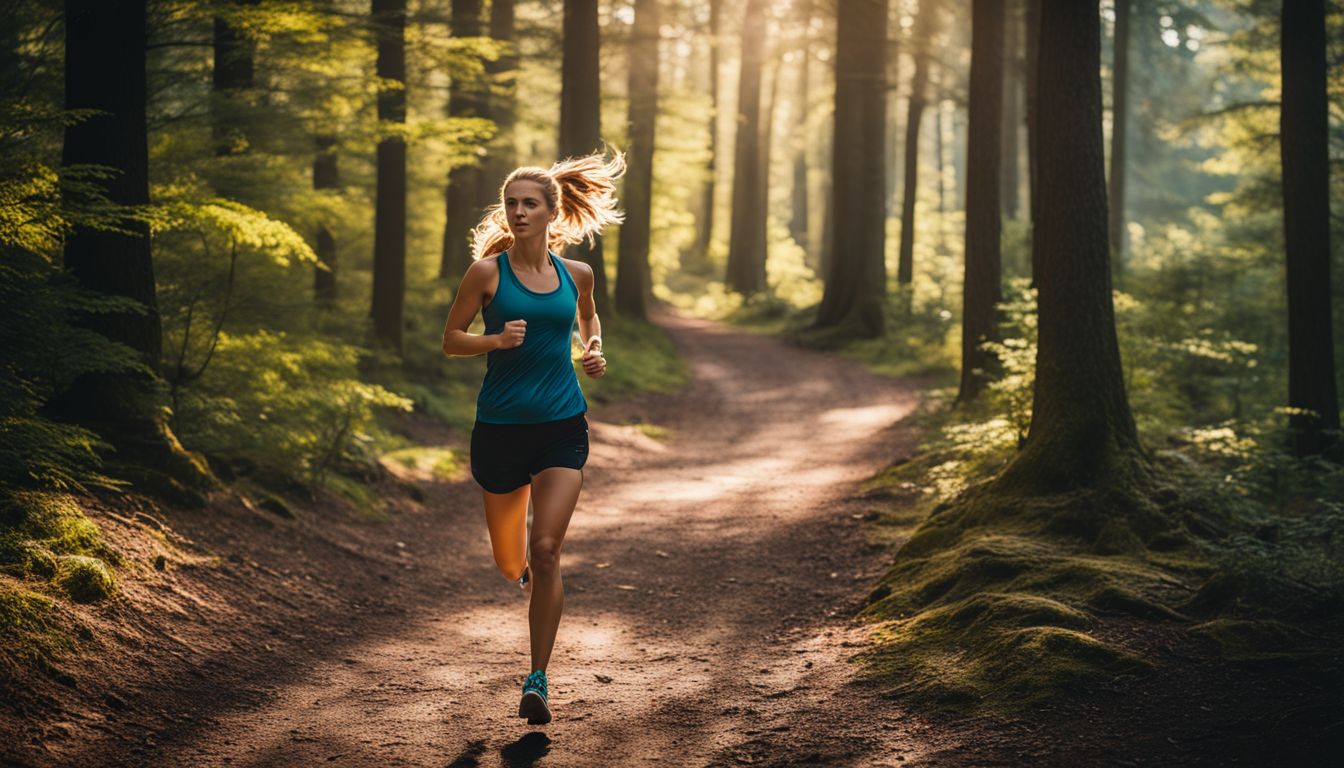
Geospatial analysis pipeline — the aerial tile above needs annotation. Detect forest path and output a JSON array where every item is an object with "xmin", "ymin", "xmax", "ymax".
[{"xmin": 81, "ymin": 308, "xmax": 961, "ymax": 767}]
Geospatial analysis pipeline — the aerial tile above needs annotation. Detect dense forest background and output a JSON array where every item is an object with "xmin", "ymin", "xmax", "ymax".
[{"xmin": 2, "ymin": 0, "xmax": 1343, "ymax": 753}]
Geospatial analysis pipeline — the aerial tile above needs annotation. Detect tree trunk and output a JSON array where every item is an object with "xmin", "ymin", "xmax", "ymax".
[
  {"xmin": 211, "ymin": 0, "xmax": 258, "ymax": 159},
  {"xmin": 957, "ymin": 0, "xmax": 1005, "ymax": 404},
  {"xmin": 481, "ymin": 0, "xmax": 518, "ymax": 204},
  {"xmin": 1108, "ymin": 0, "xmax": 1130, "ymax": 282},
  {"xmin": 788, "ymin": 0, "xmax": 813, "ymax": 249},
  {"xmin": 440, "ymin": 0, "xmax": 485, "ymax": 281},
  {"xmin": 371, "ymin": 0, "xmax": 407, "ymax": 354},
  {"xmin": 1025, "ymin": 0, "xmax": 1041, "ymax": 284},
  {"xmin": 725, "ymin": 0, "xmax": 768, "ymax": 295},
  {"xmin": 692, "ymin": 0, "xmax": 721, "ymax": 267},
  {"xmin": 313, "ymin": 136, "xmax": 339, "ymax": 306},
  {"xmin": 1000, "ymin": 0, "xmax": 1021, "ymax": 220},
  {"xmin": 1281, "ymin": 0, "xmax": 1340, "ymax": 456},
  {"xmin": 55, "ymin": 0, "xmax": 211, "ymax": 498},
  {"xmin": 897, "ymin": 0, "xmax": 936, "ymax": 286},
  {"xmin": 559, "ymin": 0, "xmax": 609, "ymax": 316},
  {"xmin": 813, "ymin": 0, "xmax": 888, "ymax": 336},
  {"xmin": 615, "ymin": 0, "xmax": 659, "ymax": 319},
  {"xmin": 995, "ymin": 0, "xmax": 1142, "ymax": 494}
]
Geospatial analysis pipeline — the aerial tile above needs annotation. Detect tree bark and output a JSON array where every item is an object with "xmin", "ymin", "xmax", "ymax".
[
  {"xmin": 692, "ymin": 0, "xmax": 721, "ymax": 267},
  {"xmin": 440, "ymin": 0, "xmax": 486, "ymax": 281},
  {"xmin": 788, "ymin": 0, "xmax": 813, "ymax": 249},
  {"xmin": 813, "ymin": 0, "xmax": 888, "ymax": 336},
  {"xmin": 615, "ymin": 0, "xmax": 659, "ymax": 319},
  {"xmin": 1024, "ymin": 0, "xmax": 1041, "ymax": 284},
  {"xmin": 211, "ymin": 0, "xmax": 258, "ymax": 159},
  {"xmin": 897, "ymin": 0, "xmax": 936, "ymax": 286},
  {"xmin": 481, "ymin": 0, "xmax": 518, "ymax": 204},
  {"xmin": 559, "ymin": 0, "xmax": 609, "ymax": 316},
  {"xmin": 1000, "ymin": 0, "xmax": 1022, "ymax": 220},
  {"xmin": 995, "ymin": 0, "xmax": 1142, "ymax": 493},
  {"xmin": 313, "ymin": 136, "xmax": 339, "ymax": 306},
  {"xmin": 957, "ymin": 0, "xmax": 1004, "ymax": 404},
  {"xmin": 371, "ymin": 0, "xmax": 407, "ymax": 354},
  {"xmin": 1108, "ymin": 0, "xmax": 1130, "ymax": 282},
  {"xmin": 1280, "ymin": 0, "xmax": 1340, "ymax": 456},
  {"xmin": 725, "ymin": 0, "xmax": 769, "ymax": 295}
]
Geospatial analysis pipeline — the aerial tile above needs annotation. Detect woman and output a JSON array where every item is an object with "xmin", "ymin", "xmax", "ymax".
[{"xmin": 440, "ymin": 151, "xmax": 625, "ymax": 726}]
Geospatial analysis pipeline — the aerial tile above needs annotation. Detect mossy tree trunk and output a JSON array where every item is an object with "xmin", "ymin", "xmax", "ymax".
[
  {"xmin": 897, "ymin": 0, "xmax": 937, "ymax": 287},
  {"xmin": 55, "ymin": 0, "xmax": 212, "ymax": 500},
  {"xmin": 615, "ymin": 0, "xmax": 659, "ymax": 320},
  {"xmin": 725, "ymin": 0, "xmax": 768, "ymax": 296},
  {"xmin": 1280, "ymin": 0, "xmax": 1340, "ymax": 457},
  {"xmin": 813, "ymin": 0, "xmax": 888, "ymax": 336},
  {"xmin": 994, "ymin": 0, "xmax": 1143, "ymax": 494},
  {"xmin": 957, "ymin": 0, "xmax": 1005, "ymax": 404},
  {"xmin": 559, "ymin": 0, "xmax": 610, "ymax": 316},
  {"xmin": 440, "ymin": 0, "xmax": 485, "ymax": 281},
  {"xmin": 371, "ymin": 0, "xmax": 407, "ymax": 354}
]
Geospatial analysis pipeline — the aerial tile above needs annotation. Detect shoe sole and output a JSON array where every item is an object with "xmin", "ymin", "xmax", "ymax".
[{"xmin": 518, "ymin": 691, "xmax": 551, "ymax": 724}]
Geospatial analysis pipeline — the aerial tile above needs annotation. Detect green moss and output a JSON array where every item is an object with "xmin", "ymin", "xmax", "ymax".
[
  {"xmin": 0, "ymin": 582, "xmax": 73, "ymax": 661},
  {"xmin": 1189, "ymin": 618, "xmax": 1325, "ymax": 662},
  {"xmin": 54, "ymin": 555, "xmax": 116, "ymax": 603},
  {"xmin": 0, "ymin": 491, "xmax": 119, "ymax": 578}
]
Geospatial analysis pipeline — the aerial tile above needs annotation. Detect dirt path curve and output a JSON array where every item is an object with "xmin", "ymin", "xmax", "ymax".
[{"xmin": 71, "ymin": 308, "xmax": 962, "ymax": 767}]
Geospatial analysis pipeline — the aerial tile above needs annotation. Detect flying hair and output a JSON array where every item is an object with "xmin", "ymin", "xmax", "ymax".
[{"xmin": 470, "ymin": 150, "xmax": 627, "ymax": 262}]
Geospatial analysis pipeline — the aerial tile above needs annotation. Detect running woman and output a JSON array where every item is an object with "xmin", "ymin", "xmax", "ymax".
[{"xmin": 440, "ymin": 152, "xmax": 625, "ymax": 725}]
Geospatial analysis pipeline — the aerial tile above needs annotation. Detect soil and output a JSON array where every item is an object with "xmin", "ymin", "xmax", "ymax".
[{"xmin": 1, "ymin": 308, "xmax": 1338, "ymax": 767}]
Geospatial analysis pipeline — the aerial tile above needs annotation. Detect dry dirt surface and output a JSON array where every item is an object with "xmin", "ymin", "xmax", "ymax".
[{"xmin": 5, "ymin": 308, "xmax": 977, "ymax": 767}]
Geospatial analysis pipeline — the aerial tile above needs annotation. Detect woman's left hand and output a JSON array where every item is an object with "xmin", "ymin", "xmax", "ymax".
[{"xmin": 581, "ymin": 341, "xmax": 606, "ymax": 379}]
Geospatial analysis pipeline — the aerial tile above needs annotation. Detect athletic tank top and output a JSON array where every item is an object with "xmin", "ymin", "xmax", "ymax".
[{"xmin": 475, "ymin": 250, "xmax": 588, "ymax": 424}]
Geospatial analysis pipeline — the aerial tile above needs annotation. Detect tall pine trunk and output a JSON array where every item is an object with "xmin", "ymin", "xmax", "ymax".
[
  {"xmin": 788, "ymin": 0, "xmax": 813, "ymax": 250},
  {"xmin": 957, "ymin": 0, "xmax": 1004, "ymax": 404},
  {"xmin": 55, "ymin": 0, "xmax": 210, "ymax": 494},
  {"xmin": 371, "ymin": 0, "xmax": 407, "ymax": 354},
  {"xmin": 481, "ymin": 0, "xmax": 517, "ymax": 205},
  {"xmin": 440, "ymin": 0, "xmax": 485, "ymax": 281},
  {"xmin": 813, "ymin": 0, "xmax": 887, "ymax": 336},
  {"xmin": 1108, "ymin": 0, "xmax": 1130, "ymax": 281},
  {"xmin": 897, "ymin": 0, "xmax": 936, "ymax": 286},
  {"xmin": 313, "ymin": 136, "xmax": 339, "ymax": 306},
  {"xmin": 996, "ymin": 0, "xmax": 1141, "ymax": 494},
  {"xmin": 725, "ymin": 0, "xmax": 768, "ymax": 295},
  {"xmin": 1025, "ymin": 0, "xmax": 1041, "ymax": 283},
  {"xmin": 615, "ymin": 0, "xmax": 659, "ymax": 319},
  {"xmin": 559, "ymin": 0, "xmax": 609, "ymax": 316},
  {"xmin": 1280, "ymin": 0, "xmax": 1340, "ymax": 457},
  {"xmin": 692, "ymin": 0, "xmax": 721, "ymax": 267},
  {"xmin": 1000, "ymin": 0, "xmax": 1022, "ymax": 220}
]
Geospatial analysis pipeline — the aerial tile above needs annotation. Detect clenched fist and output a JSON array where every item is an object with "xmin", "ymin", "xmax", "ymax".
[{"xmin": 496, "ymin": 319, "xmax": 527, "ymax": 349}]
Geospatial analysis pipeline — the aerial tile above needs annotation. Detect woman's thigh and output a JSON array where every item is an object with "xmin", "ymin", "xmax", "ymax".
[{"xmin": 528, "ymin": 467, "xmax": 583, "ymax": 558}]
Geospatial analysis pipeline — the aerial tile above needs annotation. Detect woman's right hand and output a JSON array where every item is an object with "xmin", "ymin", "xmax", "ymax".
[{"xmin": 497, "ymin": 319, "xmax": 527, "ymax": 349}]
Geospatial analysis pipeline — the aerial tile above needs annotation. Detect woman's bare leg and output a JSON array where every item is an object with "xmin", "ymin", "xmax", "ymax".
[
  {"xmin": 483, "ymin": 485, "xmax": 531, "ymax": 581},
  {"xmin": 527, "ymin": 467, "xmax": 583, "ymax": 673}
]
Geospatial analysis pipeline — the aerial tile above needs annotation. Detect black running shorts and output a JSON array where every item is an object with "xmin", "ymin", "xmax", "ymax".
[{"xmin": 470, "ymin": 413, "xmax": 589, "ymax": 494}]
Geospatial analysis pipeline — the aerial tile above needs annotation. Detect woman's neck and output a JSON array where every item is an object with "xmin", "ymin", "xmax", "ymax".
[{"xmin": 509, "ymin": 234, "xmax": 550, "ymax": 271}]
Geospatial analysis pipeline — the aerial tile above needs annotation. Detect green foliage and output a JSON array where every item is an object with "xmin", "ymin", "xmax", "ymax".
[{"xmin": 173, "ymin": 330, "xmax": 412, "ymax": 484}]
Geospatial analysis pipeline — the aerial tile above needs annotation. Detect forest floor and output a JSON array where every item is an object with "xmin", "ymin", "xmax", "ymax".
[{"xmin": 1, "ymin": 308, "xmax": 1335, "ymax": 767}]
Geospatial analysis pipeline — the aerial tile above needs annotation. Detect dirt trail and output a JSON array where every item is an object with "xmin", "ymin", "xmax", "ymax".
[{"xmin": 39, "ymin": 309, "xmax": 967, "ymax": 767}]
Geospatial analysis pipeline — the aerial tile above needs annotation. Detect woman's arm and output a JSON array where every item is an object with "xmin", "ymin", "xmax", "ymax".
[
  {"xmin": 442, "ymin": 259, "xmax": 524, "ymax": 356},
  {"xmin": 569, "ymin": 259, "xmax": 606, "ymax": 379}
]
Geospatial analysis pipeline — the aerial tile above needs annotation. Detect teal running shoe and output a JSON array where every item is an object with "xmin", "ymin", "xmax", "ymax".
[{"xmin": 518, "ymin": 669, "xmax": 551, "ymax": 724}]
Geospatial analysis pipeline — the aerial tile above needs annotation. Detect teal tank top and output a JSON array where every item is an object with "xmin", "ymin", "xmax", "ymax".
[{"xmin": 476, "ymin": 251, "xmax": 588, "ymax": 424}]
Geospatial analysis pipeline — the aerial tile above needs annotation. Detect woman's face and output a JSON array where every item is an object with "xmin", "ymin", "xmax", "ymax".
[{"xmin": 503, "ymin": 180, "xmax": 554, "ymax": 241}]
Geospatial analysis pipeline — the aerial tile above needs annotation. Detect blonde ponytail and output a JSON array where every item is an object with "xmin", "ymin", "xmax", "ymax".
[{"xmin": 470, "ymin": 150, "xmax": 626, "ymax": 262}]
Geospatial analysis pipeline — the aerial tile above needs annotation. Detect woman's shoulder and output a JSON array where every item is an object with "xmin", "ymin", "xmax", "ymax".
[
  {"xmin": 466, "ymin": 254, "xmax": 502, "ymax": 276},
  {"xmin": 556, "ymin": 255, "xmax": 593, "ymax": 281}
]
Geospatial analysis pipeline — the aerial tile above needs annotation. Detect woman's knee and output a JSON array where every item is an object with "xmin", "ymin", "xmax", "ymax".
[{"xmin": 529, "ymin": 536, "xmax": 563, "ymax": 574}]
